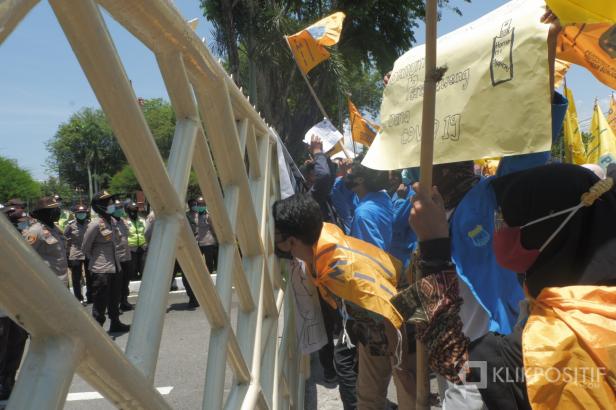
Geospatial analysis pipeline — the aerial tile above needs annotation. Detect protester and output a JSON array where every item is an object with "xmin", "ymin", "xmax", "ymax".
[
  {"xmin": 394, "ymin": 164, "xmax": 616, "ymax": 410},
  {"xmin": 330, "ymin": 158, "xmax": 357, "ymax": 235},
  {"xmin": 390, "ymin": 177, "xmax": 417, "ymax": 269},
  {"xmin": 344, "ymin": 156, "xmax": 393, "ymax": 252},
  {"xmin": 64, "ymin": 203, "xmax": 92, "ymax": 306},
  {"xmin": 112, "ymin": 199, "xmax": 133, "ymax": 312},
  {"xmin": 274, "ymin": 194, "xmax": 416, "ymax": 410},
  {"xmin": 0, "ymin": 207, "xmax": 29, "ymax": 400},
  {"xmin": 82, "ymin": 191, "xmax": 130, "ymax": 332},
  {"xmin": 23, "ymin": 197, "xmax": 69, "ymax": 286}
]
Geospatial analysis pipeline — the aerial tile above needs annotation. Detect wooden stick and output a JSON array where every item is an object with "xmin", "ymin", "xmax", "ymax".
[
  {"xmin": 284, "ymin": 35, "xmax": 350, "ymax": 158},
  {"xmin": 417, "ymin": 1, "xmax": 439, "ymax": 409}
]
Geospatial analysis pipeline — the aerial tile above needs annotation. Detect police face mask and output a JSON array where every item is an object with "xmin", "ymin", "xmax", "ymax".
[
  {"xmin": 113, "ymin": 208, "xmax": 125, "ymax": 218},
  {"xmin": 17, "ymin": 221, "xmax": 29, "ymax": 231},
  {"xmin": 76, "ymin": 212, "xmax": 88, "ymax": 221},
  {"xmin": 196, "ymin": 206, "xmax": 207, "ymax": 213},
  {"xmin": 106, "ymin": 204, "xmax": 116, "ymax": 215}
]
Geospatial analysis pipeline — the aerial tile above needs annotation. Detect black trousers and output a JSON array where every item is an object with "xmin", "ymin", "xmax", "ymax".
[
  {"xmin": 0, "ymin": 318, "xmax": 27, "ymax": 392},
  {"xmin": 201, "ymin": 245, "xmax": 218, "ymax": 273},
  {"xmin": 128, "ymin": 248, "xmax": 146, "ymax": 280},
  {"xmin": 120, "ymin": 261, "xmax": 132, "ymax": 305},
  {"xmin": 318, "ymin": 295, "xmax": 358, "ymax": 409},
  {"xmin": 91, "ymin": 271, "xmax": 121, "ymax": 325},
  {"xmin": 69, "ymin": 259, "xmax": 92, "ymax": 302}
]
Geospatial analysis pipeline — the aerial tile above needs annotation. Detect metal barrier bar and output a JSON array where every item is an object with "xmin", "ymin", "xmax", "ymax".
[{"xmin": 0, "ymin": 0, "xmax": 303, "ymax": 407}]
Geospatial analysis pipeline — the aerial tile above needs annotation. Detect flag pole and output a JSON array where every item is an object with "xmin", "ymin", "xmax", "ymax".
[
  {"xmin": 416, "ymin": 0, "xmax": 439, "ymax": 408},
  {"xmin": 284, "ymin": 35, "xmax": 350, "ymax": 158}
]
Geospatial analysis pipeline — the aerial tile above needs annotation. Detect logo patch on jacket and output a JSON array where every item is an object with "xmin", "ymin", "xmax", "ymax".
[{"xmin": 467, "ymin": 225, "xmax": 490, "ymax": 247}]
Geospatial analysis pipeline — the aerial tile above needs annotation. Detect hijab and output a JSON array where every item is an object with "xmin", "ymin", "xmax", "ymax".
[{"xmin": 492, "ymin": 163, "xmax": 616, "ymax": 298}]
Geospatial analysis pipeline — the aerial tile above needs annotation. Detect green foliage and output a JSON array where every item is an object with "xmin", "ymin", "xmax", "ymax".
[
  {"xmin": 109, "ymin": 164, "xmax": 140, "ymax": 196},
  {"xmin": 39, "ymin": 177, "xmax": 74, "ymax": 202},
  {"xmin": 201, "ymin": 0, "xmax": 469, "ymax": 158},
  {"xmin": 0, "ymin": 156, "xmax": 41, "ymax": 204},
  {"xmin": 46, "ymin": 99, "xmax": 176, "ymax": 193}
]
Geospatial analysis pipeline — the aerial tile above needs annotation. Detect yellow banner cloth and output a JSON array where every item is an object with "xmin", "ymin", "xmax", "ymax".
[{"xmin": 523, "ymin": 286, "xmax": 616, "ymax": 410}]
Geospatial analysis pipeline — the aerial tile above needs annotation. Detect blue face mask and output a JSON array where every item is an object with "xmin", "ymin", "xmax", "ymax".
[
  {"xmin": 17, "ymin": 221, "xmax": 29, "ymax": 231},
  {"xmin": 196, "ymin": 206, "xmax": 206, "ymax": 213},
  {"xmin": 76, "ymin": 213, "xmax": 87, "ymax": 221},
  {"xmin": 113, "ymin": 209, "xmax": 125, "ymax": 218},
  {"xmin": 106, "ymin": 204, "xmax": 116, "ymax": 215}
]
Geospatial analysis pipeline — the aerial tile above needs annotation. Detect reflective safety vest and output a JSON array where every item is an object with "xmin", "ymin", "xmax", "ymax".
[
  {"xmin": 312, "ymin": 223, "xmax": 403, "ymax": 329},
  {"xmin": 127, "ymin": 217, "xmax": 146, "ymax": 248},
  {"xmin": 523, "ymin": 286, "xmax": 616, "ymax": 409}
]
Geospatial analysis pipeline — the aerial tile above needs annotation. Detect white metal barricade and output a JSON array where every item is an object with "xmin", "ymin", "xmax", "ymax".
[{"xmin": 0, "ymin": 0, "xmax": 307, "ymax": 408}]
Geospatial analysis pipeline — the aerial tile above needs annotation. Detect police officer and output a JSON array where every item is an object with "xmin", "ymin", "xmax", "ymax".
[
  {"xmin": 124, "ymin": 201, "xmax": 147, "ymax": 305},
  {"xmin": 188, "ymin": 197, "xmax": 218, "ymax": 273},
  {"xmin": 65, "ymin": 204, "xmax": 92, "ymax": 306},
  {"xmin": 0, "ymin": 208, "xmax": 29, "ymax": 400},
  {"xmin": 111, "ymin": 199, "xmax": 133, "ymax": 312},
  {"xmin": 22, "ymin": 196, "xmax": 69, "ymax": 285},
  {"xmin": 82, "ymin": 192, "xmax": 130, "ymax": 332}
]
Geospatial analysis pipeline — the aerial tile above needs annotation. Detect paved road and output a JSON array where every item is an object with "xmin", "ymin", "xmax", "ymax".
[{"xmin": 4, "ymin": 290, "xmax": 438, "ymax": 409}]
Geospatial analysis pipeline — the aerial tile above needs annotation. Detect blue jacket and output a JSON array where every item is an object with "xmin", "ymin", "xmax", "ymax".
[
  {"xmin": 390, "ymin": 185, "xmax": 417, "ymax": 268},
  {"xmin": 330, "ymin": 176, "xmax": 358, "ymax": 234},
  {"xmin": 350, "ymin": 191, "xmax": 393, "ymax": 252}
]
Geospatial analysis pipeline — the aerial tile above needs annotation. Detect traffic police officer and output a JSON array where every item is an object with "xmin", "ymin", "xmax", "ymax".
[
  {"xmin": 124, "ymin": 201, "xmax": 147, "ymax": 305},
  {"xmin": 82, "ymin": 192, "xmax": 130, "ymax": 332},
  {"xmin": 22, "ymin": 197, "xmax": 69, "ymax": 285},
  {"xmin": 111, "ymin": 199, "xmax": 133, "ymax": 311},
  {"xmin": 65, "ymin": 204, "xmax": 92, "ymax": 305}
]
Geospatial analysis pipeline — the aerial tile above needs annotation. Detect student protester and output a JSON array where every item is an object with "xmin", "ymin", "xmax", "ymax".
[
  {"xmin": 65, "ymin": 204, "xmax": 92, "ymax": 305},
  {"xmin": 111, "ymin": 199, "xmax": 133, "ymax": 312},
  {"xmin": 0, "ymin": 208, "xmax": 29, "ymax": 400},
  {"xmin": 82, "ymin": 192, "xmax": 130, "ymax": 332},
  {"xmin": 394, "ymin": 164, "xmax": 616, "ymax": 410},
  {"xmin": 273, "ymin": 194, "xmax": 416, "ymax": 410},
  {"xmin": 23, "ymin": 197, "xmax": 69, "ymax": 286},
  {"xmin": 390, "ymin": 174, "xmax": 417, "ymax": 269},
  {"xmin": 330, "ymin": 158, "xmax": 357, "ymax": 235}
]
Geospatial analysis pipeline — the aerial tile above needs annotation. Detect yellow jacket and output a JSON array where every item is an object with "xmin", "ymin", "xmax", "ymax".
[
  {"xmin": 310, "ymin": 223, "xmax": 404, "ymax": 329},
  {"xmin": 523, "ymin": 286, "xmax": 616, "ymax": 409}
]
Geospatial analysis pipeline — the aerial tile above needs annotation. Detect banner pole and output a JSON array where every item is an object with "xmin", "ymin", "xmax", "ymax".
[
  {"xmin": 284, "ymin": 35, "xmax": 350, "ymax": 159},
  {"xmin": 417, "ymin": 0, "xmax": 439, "ymax": 409}
]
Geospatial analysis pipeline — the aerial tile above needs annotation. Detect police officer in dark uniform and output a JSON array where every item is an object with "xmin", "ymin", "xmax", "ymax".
[
  {"xmin": 111, "ymin": 199, "xmax": 133, "ymax": 312},
  {"xmin": 22, "ymin": 197, "xmax": 69, "ymax": 286},
  {"xmin": 64, "ymin": 204, "xmax": 92, "ymax": 305},
  {"xmin": 82, "ymin": 192, "xmax": 130, "ymax": 332},
  {"xmin": 0, "ymin": 207, "xmax": 29, "ymax": 400}
]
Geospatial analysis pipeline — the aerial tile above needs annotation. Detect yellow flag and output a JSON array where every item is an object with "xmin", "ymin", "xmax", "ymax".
[
  {"xmin": 546, "ymin": 0, "xmax": 616, "ymax": 25},
  {"xmin": 348, "ymin": 99, "xmax": 378, "ymax": 147},
  {"xmin": 554, "ymin": 59, "xmax": 571, "ymax": 88},
  {"xmin": 608, "ymin": 94, "xmax": 616, "ymax": 134},
  {"xmin": 557, "ymin": 24, "xmax": 616, "ymax": 90},
  {"xmin": 562, "ymin": 86, "xmax": 587, "ymax": 164},
  {"xmin": 587, "ymin": 102, "xmax": 616, "ymax": 169},
  {"xmin": 287, "ymin": 12, "xmax": 346, "ymax": 74}
]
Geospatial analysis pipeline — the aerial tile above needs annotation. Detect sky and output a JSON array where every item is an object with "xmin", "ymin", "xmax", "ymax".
[{"xmin": 0, "ymin": 0, "xmax": 612, "ymax": 181}]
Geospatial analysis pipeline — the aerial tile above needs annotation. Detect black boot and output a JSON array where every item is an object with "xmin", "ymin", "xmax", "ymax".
[
  {"xmin": 109, "ymin": 320, "xmax": 130, "ymax": 333},
  {"xmin": 120, "ymin": 301, "xmax": 134, "ymax": 311}
]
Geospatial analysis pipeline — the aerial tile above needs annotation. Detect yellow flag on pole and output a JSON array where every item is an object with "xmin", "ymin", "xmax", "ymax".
[
  {"xmin": 608, "ymin": 94, "xmax": 616, "ymax": 133},
  {"xmin": 287, "ymin": 12, "xmax": 346, "ymax": 74},
  {"xmin": 554, "ymin": 59, "xmax": 571, "ymax": 88},
  {"xmin": 348, "ymin": 99, "xmax": 379, "ymax": 147},
  {"xmin": 587, "ymin": 102, "xmax": 616, "ymax": 169},
  {"xmin": 546, "ymin": 0, "xmax": 616, "ymax": 25},
  {"xmin": 557, "ymin": 24, "xmax": 616, "ymax": 90},
  {"xmin": 562, "ymin": 86, "xmax": 587, "ymax": 164}
]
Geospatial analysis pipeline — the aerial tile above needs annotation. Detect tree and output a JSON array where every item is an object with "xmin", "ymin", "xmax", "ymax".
[
  {"xmin": 200, "ymin": 0, "xmax": 469, "ymax": 158},
  {"xmin": 0, "ymin": 156, "xmax": 41, "ymax": 204},
  {"xmin": 39, "ymin": 177, "xmax": 75, "ymax": 203},
  {"xmin": 110, "ymin": 164, "xmax": 202, "ymax": 202},
  {"xmin": 46, "ymin": 99, "xmax": 177, "ymax": 196}
]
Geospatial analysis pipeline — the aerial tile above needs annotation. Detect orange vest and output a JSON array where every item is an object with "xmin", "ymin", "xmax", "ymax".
[
  {"xmin": 523, "ymin": 286, "xmax": 616, "ymax": 409},
  {"xmin": 311, "ymin": 223, "xmax": 403, "ymax": 329}
]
